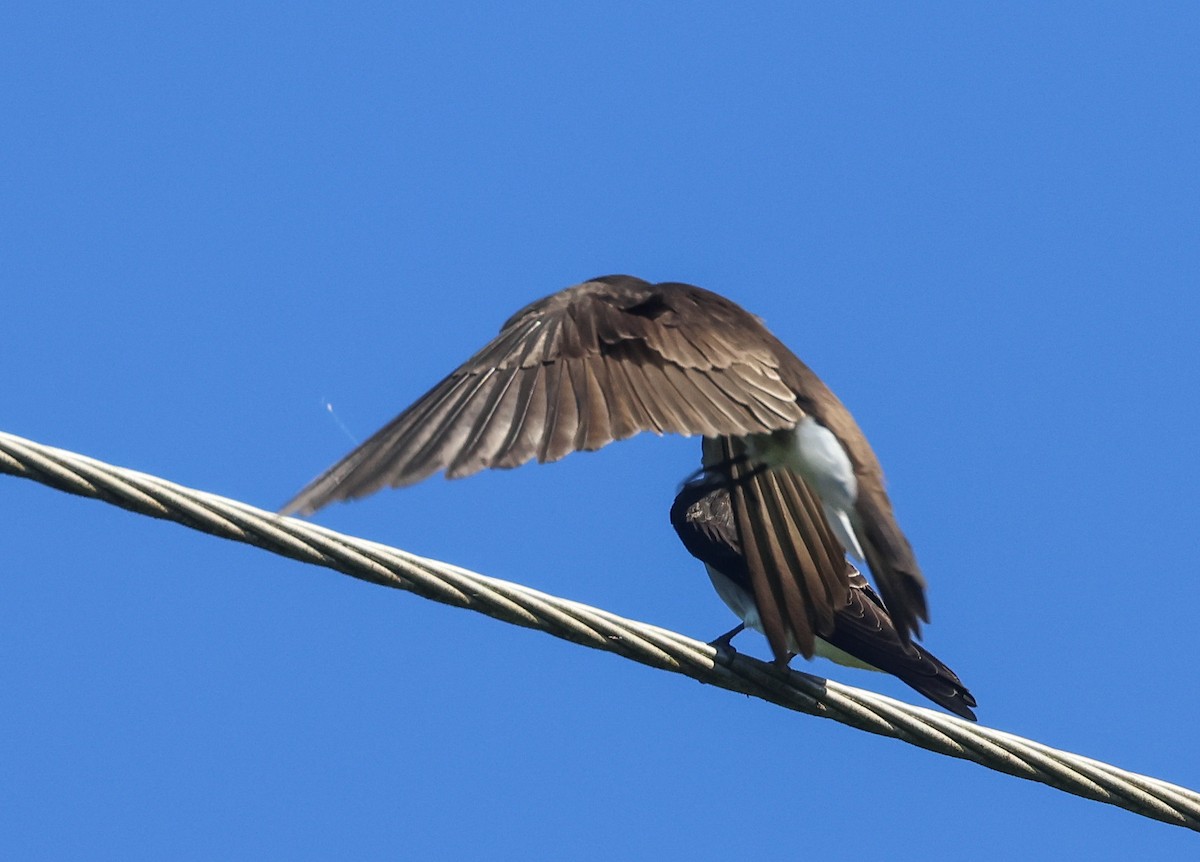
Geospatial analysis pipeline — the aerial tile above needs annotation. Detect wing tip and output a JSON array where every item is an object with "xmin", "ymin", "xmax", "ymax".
[
  {"xmin": 278, "ymin": 484, "xmax": 327, "ymax": 517},
  {"xmin": 939, "ymin": 688, "xmax": 979, "ymax": 722}
]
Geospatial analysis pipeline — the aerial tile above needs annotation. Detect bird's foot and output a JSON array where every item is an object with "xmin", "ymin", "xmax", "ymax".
[{"xmin": 708, "ymin": 624, "xmax": 745, "ymax": 665}]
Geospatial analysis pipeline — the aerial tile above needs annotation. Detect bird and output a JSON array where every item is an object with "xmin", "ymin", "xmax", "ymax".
[
  {"xmin": 671, "ymin": 444, "xmax": 976, "ymax": 720},
  {"xmin": 283, "ymin": 274, "xmax": 930, "ymax": 664}
]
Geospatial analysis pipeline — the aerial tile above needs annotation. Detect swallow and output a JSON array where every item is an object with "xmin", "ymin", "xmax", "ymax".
[
  {"xmin": 671, "ymin": 458, "xmax": 976, "ymax": 720},
  {"xmin": 283, "ymin": 275, "xmax": 930, "ymax": 662}
]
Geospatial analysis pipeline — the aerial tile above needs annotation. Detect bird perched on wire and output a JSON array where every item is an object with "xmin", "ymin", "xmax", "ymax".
[
  {"xmin": 283, "ymin": 274, "xmax": 971, "ymax": 714},
  {"xmin": 671, "ymin": 441, "xmax": 976, "ymax": 720}
]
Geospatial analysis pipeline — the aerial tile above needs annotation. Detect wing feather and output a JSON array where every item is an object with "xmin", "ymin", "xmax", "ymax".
[
  {"xmin": 633, "ymin": 360, "xmax": 709, "ymax": 434},
  {"xmin": 707, "ymin": 436, "xmax": 850, "ymax": 660},
  {"xmin": 493, "ymin": 361, "xmax": 549, "ymax": 469},
  {"xmin": 595, "ymin": 353, "xmax": 643, "ymax": 441},
  {"xmin": 571, "ymin": 356, "xmax": 614, "ymax": 451},
  {"xmin": 538, "ymin": 353, "xmax": 579, "ymax": 463},
  {"xmin": 446, "ymin": 318, "xmax": 553, "ymax": 476}
]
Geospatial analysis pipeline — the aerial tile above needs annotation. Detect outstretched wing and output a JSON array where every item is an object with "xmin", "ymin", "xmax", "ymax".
[{"xmin": 282, "ymin": 275, "xmax": 805, "ymax": 515}]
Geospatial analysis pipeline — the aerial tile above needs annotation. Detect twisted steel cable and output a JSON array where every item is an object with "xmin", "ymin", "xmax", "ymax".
[{"xmin": 2, "ymin": 428, "xmax": 1198, "ymax": 831}]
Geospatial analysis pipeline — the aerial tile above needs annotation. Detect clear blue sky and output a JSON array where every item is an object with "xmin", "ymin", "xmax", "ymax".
[{"xmin": 5, "ymin": 3, "xmax": 1199, "ymax": 859}]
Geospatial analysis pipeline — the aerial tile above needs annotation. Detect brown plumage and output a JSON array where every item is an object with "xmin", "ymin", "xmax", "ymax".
[
  {"xmin": 708, "ymin": 436, "xmax": 848, "ymax": 658},
  {"xmin": 282, "ymin": 274, "xmax": 929, "ymax": 660},
  {"xmin": 670, "ymin": 472, "xmax": 975, "ymax": 720}
]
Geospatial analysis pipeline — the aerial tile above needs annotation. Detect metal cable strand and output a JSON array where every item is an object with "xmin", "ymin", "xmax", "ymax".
[{"xmin": 2, "ymin": 429, "xmax": 1198, "ymax": 831}]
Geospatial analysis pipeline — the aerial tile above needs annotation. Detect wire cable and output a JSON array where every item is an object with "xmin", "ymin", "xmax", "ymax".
[{"xmin": 2, "ymin": 429, "xmax": 1197, "ymax": 831}]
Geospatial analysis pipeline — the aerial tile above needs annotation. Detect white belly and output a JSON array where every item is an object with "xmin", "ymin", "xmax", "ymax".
[{"xmin": 705, "ymin": 565, "xmax": 879, "ymax": 672}]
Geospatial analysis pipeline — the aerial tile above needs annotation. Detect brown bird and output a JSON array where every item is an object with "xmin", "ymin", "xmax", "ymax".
[
  {"xmin": 283, "ymin": 275, "xmax": 929, "ymax": 663},
  {"xmin": 671, "ymin": 448, "xmax": 976, "ymax": 720}
]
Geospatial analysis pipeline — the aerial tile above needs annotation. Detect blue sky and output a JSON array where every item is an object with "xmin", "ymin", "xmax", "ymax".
[{"xmin": 4, "ymin": 3, "xmax": 1199, "ymax": 858}]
